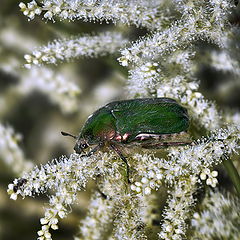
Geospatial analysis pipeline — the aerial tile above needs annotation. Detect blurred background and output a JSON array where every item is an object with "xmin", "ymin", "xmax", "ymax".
[{"xmin": 0, "ymin": 1, "xmax": 240, "ymax": 240}]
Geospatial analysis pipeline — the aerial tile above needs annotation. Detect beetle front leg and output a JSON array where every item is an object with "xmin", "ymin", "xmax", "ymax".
[
  {"xmin": 109, "ymin": 144, "xmax": 131, "ymax": 183},
  {"xmin": 86, "ymin": 142, "xmax": 104, "ymax": 156}
]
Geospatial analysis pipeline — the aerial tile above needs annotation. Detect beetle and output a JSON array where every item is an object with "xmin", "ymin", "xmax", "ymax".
[{"xmin": 62, "ymin": 98, "xmax": 190, "ymax": 181}]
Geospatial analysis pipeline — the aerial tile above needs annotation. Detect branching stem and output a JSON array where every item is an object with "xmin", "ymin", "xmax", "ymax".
[{"xmin": 223, "ymin": 158, "xmax": 240, "ymax": 198}]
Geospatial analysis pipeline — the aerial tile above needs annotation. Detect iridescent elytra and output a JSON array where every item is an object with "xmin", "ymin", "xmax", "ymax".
[{"xmin": 61, "ymin": 98, "xmax": 190, "ymax": 180}]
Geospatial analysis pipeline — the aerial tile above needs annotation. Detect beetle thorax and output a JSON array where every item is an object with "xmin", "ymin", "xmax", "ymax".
[{"xmin": 113, "ymin": 132, "xmax": 130, "ymax": 142}]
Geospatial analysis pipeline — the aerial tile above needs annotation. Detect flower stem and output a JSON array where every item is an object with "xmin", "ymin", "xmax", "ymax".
[{"xmin": 223, "ymin": 158, "xmax": 240, "ymax": 198}]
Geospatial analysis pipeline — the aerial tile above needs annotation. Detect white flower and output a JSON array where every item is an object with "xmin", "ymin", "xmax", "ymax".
[
  {"xmin": 191, "ymin": 189, "xmax": 240, "ymax": 239},
  {"xmin": 20, "ymin": 0, "xmax": 167, "ymax": 29},
  {"xmin": 24, "ymin": 32, "xmax": 127, "ymax": 67}
]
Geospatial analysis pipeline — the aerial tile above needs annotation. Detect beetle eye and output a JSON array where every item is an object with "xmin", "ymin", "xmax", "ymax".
[{"xmin": 81, "ymin": 143, "xmax": 88, "ymax": 149}]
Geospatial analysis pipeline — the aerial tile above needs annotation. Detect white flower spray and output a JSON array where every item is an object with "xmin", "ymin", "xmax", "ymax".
[
  {"xmin": 24, "ymin": 32, "xmax": 128, "ymax": 68},
  {"xmin": 19, "ymin": 0, "xmax": 166, "ymax": 29},
  {"xmin": 0, "ymin": 123, "xmax": 33, "ymax": 175},
  {"xmin": 191, "ymin": 189, "xmax": 240, "ymax": 240},
  {"xmin": 8, "ymin": 125, "xmax": 240, "ymax": 239}
]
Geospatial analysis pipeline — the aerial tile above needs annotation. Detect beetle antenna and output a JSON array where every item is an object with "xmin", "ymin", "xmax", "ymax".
[{"xmin": 61, "ymin": 131, "xmax": 77, "ymax": 139}]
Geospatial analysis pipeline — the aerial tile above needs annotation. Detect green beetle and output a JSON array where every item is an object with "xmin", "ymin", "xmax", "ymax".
[{"xmin": 62, "ymin": 98, "xmax": 190, "ymax": 180}]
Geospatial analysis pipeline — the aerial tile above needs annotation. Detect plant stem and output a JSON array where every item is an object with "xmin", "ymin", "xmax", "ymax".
[{"xmin": 223, "ymin": 158, "xmax": 240, "ymax": 198}]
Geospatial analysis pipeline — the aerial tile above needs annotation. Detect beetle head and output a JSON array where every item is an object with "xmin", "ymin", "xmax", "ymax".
[
  {"xmin": 74, "ymin": 139, "xmax": 89, "ymax": 154},
  {"xmin": 61, "ymin": 131, "xmax": 89, "ymax": 154}
]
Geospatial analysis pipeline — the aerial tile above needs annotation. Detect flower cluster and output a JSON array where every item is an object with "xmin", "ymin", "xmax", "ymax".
[
  {"xmin": 199, "ymin": 169, "xmax": 218, "ymax": 188},
  {"xmin": 19, "ymin": 0, "xmax": 166, "ymax": 29},
  {"xmin": 159, "ymin": 179, "xmax": 196, "ymax": 240},
  {"xmin": 7, "ymin": 152, "xmax": 121, "ymax": 239},
  {"xmin": 17, "ymin": 67, "xmax": 81, "ymax": 114},
  {"xmin": 24, "ymin": 32, "xmax": 128, "ymax": 68},
  {"xmin": 130, "ymin": 124, "xmax": 240, "ymax": 188},
  {"xmin": 191, "ymin": 189, "xmax": 240, "ymax": 240},
  {"xmin": 0, "ymin": 123, "xmax": 33, "ymax": 175},
  {"xmin": 130, "ymin": 173, "xmax": 162, "ymax": 196},
  {"xmin": 37, "ymin": 191, "xmax": 76, "ymax": 240},
  {"xmin": 127, "ymin": 125, "xmax": 239, "ymax": 238},
  {"xmin": 119, "ymin": 0, "xmax": 234, "ymax": 131},
  {"xmin": 138, "ymin": 0, "xmax": 230, "ymax": 59},
  {"xmin": 76, "ymin": 192, "xmax": 116, "ymax": 240},
  {"xmin": 0, "ymin": 22, "xmax": 82, "ymax": 115},
  {"xmin": 19, "ymin": 1, "xmax": 42, "ymax": 20},
  {"xmin": 110, "ymin": 195, "xmax": 147, "ymax": 240},
  {"xmin": 7, "ymin": 125, "xmax": 240, "ymax": 239},
  {"xmin": 127, "ymin": 62, "xmax": 160, "ymax": 97}
]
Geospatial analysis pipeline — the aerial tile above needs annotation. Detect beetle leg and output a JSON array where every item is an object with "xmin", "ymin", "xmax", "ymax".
[
  {"xmin": 141, "ymin": 141, "xmax": 192, "ymax": 149},
  {"xmin": 110, "ymin": 144, "xmax": 131, "ymax": 183},
  {"xmin": 96, "ymin": 187, "xmax": 109, "ymax": 199},
  {"xmin": 86, "ymin": 142, "xmax": 104, "ymax": 157}
]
